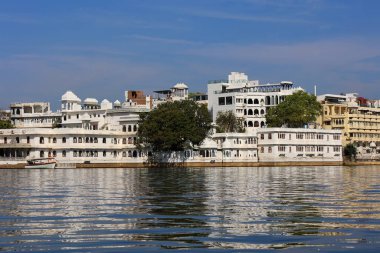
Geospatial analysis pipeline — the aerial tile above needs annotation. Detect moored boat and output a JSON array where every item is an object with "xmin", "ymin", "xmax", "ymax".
[{"xmin": 25, "ymin": 158, "xmax": 57, "ymax": 169}]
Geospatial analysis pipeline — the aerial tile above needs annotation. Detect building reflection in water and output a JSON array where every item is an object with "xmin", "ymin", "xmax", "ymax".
[{"xmin": 0, "ymin": 166, "xmax": 380, "ymax": 251}]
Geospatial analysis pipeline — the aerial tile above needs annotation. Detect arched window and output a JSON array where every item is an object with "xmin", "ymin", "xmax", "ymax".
[
  {"xmin": 73, "ymin": 137, "xmax": 77, "ymax": 143},
  {"xmin": 123, "ymin": 138, "xmax": 127, "ymax": 144},
  {"xmin": 265, "ymin": 96, "xmax": 270, "ymax": 105},
  {"xmin": 122, "ymin": 151, "xmax": 127, "ymax": 157},
  {"xmin": 254, "ymin": 121, "xmax": 259, "ymax": 127},
  {"xmin": 53, "ymin": 137, "xmax": 57, "ymax": 143},
  {"xmin": 261, "ymin": 109, "xmax": 265, "ymax": 115},
  {"xmin": 254, "ymin": 99, "xmax": 259, "ymax": 104},
  {"xmin": 133, "ymin": 150, "xmax": 138, "ymax": 158},
  {"xmin": 62, "ymin": 150, "xmax": 66, "ymax": 157},
  {"xmin": 244, "ymin": 109, "xmax": 247, "ymax": 115},
  {"xmin": 133, "ymin": 125, "xmax": 137, "ymax": 132},
  {"xmin": 103, "ymin": 138, "xmax": 106, "ymax": 144},
  {"xmin": 78, "ymin": 137, "xmax": 82, "ymax": 143},
  {"xmin": 248, "ymin": 99, "xmax": 253, "ymax": 104},
  {"xmin": 244, "ymin": 99, "xmax": 247, "ymax": 104},
  {"xmin": 94, "ymin": 137, "xmax": 98, "ymax": 143},
  {"xmin": 27, "ymin": 136, "xmax": 30, "ymax": 143},
  {"xmin": 40, "ymin": 137, "xmax": 44, "ymax": 144},
  {"xmin": 128, "ymin": 150, "xmax": 132, "ymax": 157},
  {"xmin": 128, "ymin": 125, "xmax": 132, "ymax": 132},
  {"xmin": 248, "ymin": 121, "xmax": 253, "ymax": 127},
  {"xmin": 122, "ymin": 125, "xmax": 126, "ymax": 132},
  {"xmin": 62, "ymin": 137, "xmax": 66, "ymax": 143},
  {"xmin": 248, "ymin": 109, "xmax": 253, "ymax": 115},
  {"xmin": 16, "ymin": 137, "xmax": 20, "ymax": 143},
  {"xmin": 85, "ymin": 137, "xmax": 89, "ymax": 143},
  {"xmin": 40, "ymin": 150, "xmax": 44, "ymax": 157},
  {"xmin": 103, "ymin": 151, "xmax": 106, "ymax": 157},
  {"xmin": 261, "ymin": 121, "xmax": 265, "ymax": 127},
  {"xmin": 254, "ymin": 109, "xmax": 259, "ymax": 115}
]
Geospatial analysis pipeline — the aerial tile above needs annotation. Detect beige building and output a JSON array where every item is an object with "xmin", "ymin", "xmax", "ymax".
[{"xmin": 317, "ymin": 93, "xmax": 380, "ymax": 159}]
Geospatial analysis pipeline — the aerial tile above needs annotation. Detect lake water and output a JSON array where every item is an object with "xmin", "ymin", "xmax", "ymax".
[{"xmin": 0, "ymin": 166, "xmax": 380, "ymax": 252}]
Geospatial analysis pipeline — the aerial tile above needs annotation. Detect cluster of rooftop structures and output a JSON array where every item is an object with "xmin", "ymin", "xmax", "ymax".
[{"xmin": 1, "ymin": 71, "xmax": 375, "ymax": 167}]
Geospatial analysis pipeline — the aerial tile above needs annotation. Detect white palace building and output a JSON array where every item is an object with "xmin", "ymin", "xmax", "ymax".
[{"xmin": 0, "ymin": 72, "xmax": 343, "ymax": 167}]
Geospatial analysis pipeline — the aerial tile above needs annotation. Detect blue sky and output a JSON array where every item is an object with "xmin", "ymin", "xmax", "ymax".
[{"xmin": 1, "ymin": 0, "xmax": 380, "ymax": 109}]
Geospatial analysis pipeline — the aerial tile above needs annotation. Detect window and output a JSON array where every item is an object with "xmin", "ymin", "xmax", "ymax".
[
  {"xmin": 103, "ymin": 138, "xmax": 106, "ymax": 144},
  {"xmin": 62, "ymin": 137, "xmax": 66, "ymax": 143},
  {"xmin": 260, "ymin": 147, "xmax": 264, "ymax": 153},
  {"xmin": 226, "ymin": 96, "xmax": 233, "ymax": 105},
  {"xmin": 122, "ymin": 125, "xmax": 126, "ymax": 132},
  {"xmin": 103, "ymin": 151, "xmax": 106, "ymax": 157},
  {"xmin": 73, "ymin": 137, "xmax": 77, "ymax": 143},
  {"xmin": 16, "ymin": 137, "xmax": 20, "ymax": 143},
  {"xmin": 40, "ymin": 150, "xmax": 44, "ymax": 158},
  {"xmin": 78, "ymin": 137, "xmax": 82, "ymax": 143},
  {"xmin": 278, "ymin": 133, "xmax": 285, "ymax": 139},
  {"xmin": 278, "ymin": 146, "xmax": 286, "ymax": 152},
  {"xmin": 296, "ymin": 133, "xmax": 303, "ymax": 139},
  {"xmin": 333, "ymin": 134, "xmax": 340, "ymax": 140},
  {"xmin": 123, "ymin": 138, "xmax": 127, "ymax": 144},
  {"xmin": 334, "ymin": 146, "xmax": 340, "ymax": 152},
  {"xmin": 27, "ymin": 136, "xmax": 30, "ymax": 144},
  {"xmin": 52, "ymin": 151, "xmax": 57, "ymax": 157},
  {"xmin": 268, "ymin": 133, "xmax": 272, "ymax": 140},
  {"xmin": 296, "ymin": 146, "xmax": 304, "ymax": 152},
  {"xmin": 218, "ymin": 97, "xmax": 225, "ymax": 105},
  {"xmin": 40, "ymin": 137, "xmax": 44, "ymax": 144},
  {"xmin": 133, "ymin": 125, "xmax": 137, "ymax": 132},
  {"xmin": 122, "ymin": 151, "xmax": 127, "ymax": 157},
  {"xmin": 260, "ymin": 134, "xmax": 264, "ymax": 140},
  {"xmin": 62, "ymin": 150, "xmax": 66, "ymax": 157},
  {"xmin": 3, "ymin": 137, "xmax": 7, "ymax": 144},
  {"xmin": 53, "ymin": 137, "xmax": 57, "ymax": 143},
  {"xmin": 128, "ymin": 125, "xmax": 132, "ymax": 132},
  {"xmin": 94, "ymin": 137, "xmax": 98, "ymax": 143},
  {"xmin": 268, "ymin": 147, "xmax": 272, "ymax": 153}
]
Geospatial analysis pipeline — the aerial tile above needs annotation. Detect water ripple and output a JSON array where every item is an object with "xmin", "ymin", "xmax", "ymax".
[{"xmin": 0, "ymin": 166, "xmax": 380, "ymax": 252}]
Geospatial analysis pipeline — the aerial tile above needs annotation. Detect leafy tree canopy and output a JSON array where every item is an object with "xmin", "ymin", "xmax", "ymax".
[
  {"xmin": 0, "ymin": 120, "xmax": 13, "ymax": 129},
  {"xmin": 137, "ymin": 100, "xmax": 212, "ymax": 152},
  {"xmin": 344, "ymin": 143, "xmax": 357, "ymax": 158},
  {"xmin": 216, "ymin": 110, "xmax": 245, "ymax": 133},
  {"xmin": 265, "ymin": 90, "xmax": 322, "ymax": 128}
]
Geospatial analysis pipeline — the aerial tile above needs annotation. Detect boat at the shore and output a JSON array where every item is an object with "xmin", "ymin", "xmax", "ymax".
[{"xmin": 25, "ymin": 158, "xmax": 57, "ymax": 169}]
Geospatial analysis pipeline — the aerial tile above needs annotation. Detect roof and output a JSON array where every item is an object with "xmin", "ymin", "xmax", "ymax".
[
  {"xmin": 172, "ymin": 83, "xmax": 188, "ymax": 89},
  {"xmin": 62, "ymin": 91, "xmax": 81, "ymax": 102},
  {"xmin": 84, "ymin": 98, "xmax": 98, "ymax": 104}
]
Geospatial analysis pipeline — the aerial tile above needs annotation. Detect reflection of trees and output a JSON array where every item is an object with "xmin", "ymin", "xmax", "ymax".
[{"xmin": 133, "ymin": 167, "xmax": 211, "ymax": 249}]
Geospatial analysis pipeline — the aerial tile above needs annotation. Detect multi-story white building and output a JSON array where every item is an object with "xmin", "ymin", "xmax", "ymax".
[
  {"xmin": 10, "ymin": 102, "xmax": 61, "ymax": 128},
  {"xmin": 208, "ymin": 72, "xmax": 303, "ymax": 131},
  {"xmin": 257, "ymin": 128, "xmax": 342, "ymax": 163},
  {"xmin": 0, "ymin": 74, "xmax": 344, "ymax": 167}
]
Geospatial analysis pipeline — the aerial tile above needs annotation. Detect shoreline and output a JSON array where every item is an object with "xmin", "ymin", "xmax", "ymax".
[{"xmin": 2, "ymin": 160, "xmax": 377, "ymax": 169}]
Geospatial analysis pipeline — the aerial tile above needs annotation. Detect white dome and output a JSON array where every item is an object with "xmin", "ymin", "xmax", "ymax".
[
  {"xmin": 84, "ymin": 98, "xmax": 98, "ymax": 104},
  {"xmin": 62, "ymin": 91, "xmax": 81, "ymax": 102},
  {"xmin": 172, "ymin": 82, "xmax": 188, "ymax": 89},
  {"xmin": 114, "ymin": 100, "xmax": 121, "ymax": 106},
  {"xmin": 200, "ymin": 137, "xmax": 217, "ymax": 149},
  {"xmin": 101, "ymin": 99, "xmax": 110, "ymax": 104}
]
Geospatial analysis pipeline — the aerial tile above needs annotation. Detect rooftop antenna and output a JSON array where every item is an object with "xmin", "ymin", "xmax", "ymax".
[{"xmin": 314, "ymin": 85, "xmax": 317, "ymax": 96}]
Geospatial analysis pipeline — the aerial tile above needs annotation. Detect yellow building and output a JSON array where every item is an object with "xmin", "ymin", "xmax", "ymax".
[{"xmin": 317, "ymin": 94, "xmax": 380, "ymax": 159}]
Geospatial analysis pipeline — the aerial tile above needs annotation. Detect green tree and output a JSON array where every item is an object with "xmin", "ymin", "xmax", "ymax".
[
  {"xmin": 137, "ymin": 100, "xmax": 212, "ymax": 153},
  {"xmin": 344, "ymin": 143, "xmax": 357, "ymax": 159},
  {"xmin": 215, "ymin": 110, "xmax": 245, "ymax": 133},
  {"xmin": 0, "ymin": 120, "xmax": 13, "ymax": 129},
  {"xmin": 266, "ymin": 90, "xmax": 322, "ymax": 128}
]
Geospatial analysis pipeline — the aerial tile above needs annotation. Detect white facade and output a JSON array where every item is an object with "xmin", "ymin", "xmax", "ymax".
[
  {"xmin": 208, "ymin": 72, "xmax": 303, "ymax": 132},
  {"xmin": 10, "ymin": 102, "xmax": 61, "ymax": 128},
  {"xmin": 257, "ymin": 128, "xmax": 343, "ymax": 162},
  {"xmin": 0, "ymin": 128, "xmax": 144, "ymax": 164}
]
